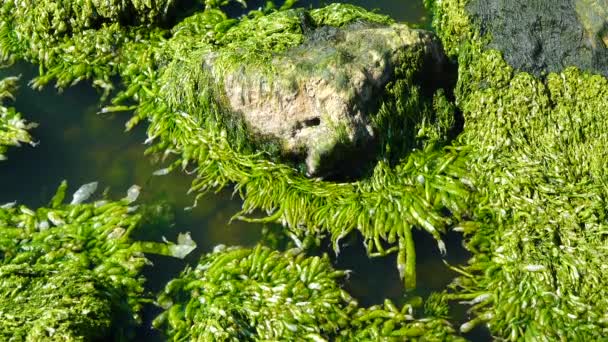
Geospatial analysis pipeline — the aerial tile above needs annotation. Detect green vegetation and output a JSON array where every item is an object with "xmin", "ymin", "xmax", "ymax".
[
  {"xmin": 154, "ymin": 245, "xmax": 462, "ymax": 341},
  {"xmin": 427, "ymin": 0, "xmax": 608, "ymax": 339},
  {"xmin": 7, "ymin": 0, "xmax": 608, "ymax": 340},
  {"xmin": 0, "ymin": 0, "xmax": 470, "ymax": 292},
  {"xmin": 0, "ymin": 76, "xmax": 35, "ymax": 160},
  {"xmin": 0, "ymin": 181, "xmax": 195, "ymax": 340}
]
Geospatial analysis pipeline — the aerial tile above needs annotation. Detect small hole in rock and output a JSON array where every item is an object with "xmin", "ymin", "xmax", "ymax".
[{"xmin": 303, "ymin": 117, "xmax": 321, "ymax": 127}]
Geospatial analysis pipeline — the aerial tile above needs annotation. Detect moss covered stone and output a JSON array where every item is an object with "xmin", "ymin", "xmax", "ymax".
[
  {"xmin": 154, "ymin": 4, "xmax": 452, "ymax": 176},
  {"xmin": 210, "ymin": 19, "xmax": 447, "ymax": 175}
]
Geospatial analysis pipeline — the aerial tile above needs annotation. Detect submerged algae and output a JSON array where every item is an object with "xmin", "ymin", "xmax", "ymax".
[
  {"xmin": 154, "ymin": 245, "xmax": 462, "ymax": 341},
  {"xmin": 428, "ymin": 0, "xmax": 608, "ymax": 339},
  {"xmin": 0, "ymin": 181, "xmax": 195, "ymax": 340},
  {"xmin": 0, "ymin": 76, "xmax": 35, "ymax": 160}
]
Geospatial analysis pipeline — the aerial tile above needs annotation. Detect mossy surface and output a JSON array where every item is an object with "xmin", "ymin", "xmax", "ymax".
[
  {"xmin": 0, "ymin": 181, "xmax": 195, "ymax": 340},
  {"xmin": 154, "ymin": 245, "xmax": 463, "ymax": 341},
  {"xmin": 0, "ymin": 76, "xmax": 35, "ymax": 160},
  {"xmin": 428, "ymin": 0, "xmax": 608, "ymax": 339}
]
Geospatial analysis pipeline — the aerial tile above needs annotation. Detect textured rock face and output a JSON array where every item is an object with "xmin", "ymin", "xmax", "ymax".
[
  {"xmin": 208, "ymin": 22, "xmax": 446, "ymax": 176},
  {"xmin": 468, "ymin": 0, "xmax": 608, "ymax": 77}
]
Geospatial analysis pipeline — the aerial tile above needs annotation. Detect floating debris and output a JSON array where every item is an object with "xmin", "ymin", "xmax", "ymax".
[{"xmin": 70, "ymin": 181, "xmax": 98, "ymax": 204}]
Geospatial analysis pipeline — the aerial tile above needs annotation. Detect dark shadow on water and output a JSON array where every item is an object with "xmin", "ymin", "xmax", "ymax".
[
  {"xmin": 322, "ymin": 227, "xmax": 494, "ymax": 341},
  {"xmin": 327, "ymin": 228, "xmax": 471, "ymax": 307}
]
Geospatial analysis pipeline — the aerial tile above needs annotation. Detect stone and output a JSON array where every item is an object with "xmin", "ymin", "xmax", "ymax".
[
  {"xmin": 467, "ymin": 0, "xmax": 608, "ymax": 77},
  {"xmin": 206, "ymin": 21, "xmax": 447, "ymax": 176}
]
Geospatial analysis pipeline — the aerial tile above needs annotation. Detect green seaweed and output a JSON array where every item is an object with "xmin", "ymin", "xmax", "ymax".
[
  {"xmin": 0, "ymin": 181, "xmax": 195, "ymax": 340},
  {"xmin": 0, "ymin": 76, "xmax": 35, "ymax": 160},
  {"xmin": 154, "ymin": 245, "xmax": 463, "ymax": 341},
  {"xmin": 427, "ymin": 0, "xmax": 608, "ymax": 339},
  {"xmin": 4, "ymin": 0, "xmax": 608, "ymax": 340},
  {"xmin": 0, "ymin": 1, "xmax": 470, "ymax": 291}
]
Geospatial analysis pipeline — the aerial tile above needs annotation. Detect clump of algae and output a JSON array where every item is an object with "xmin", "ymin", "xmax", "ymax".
[
  {"xmin": 0, "ymin": 76, "xmax": 35, "ymax": 160},
  {"xmin": 154, "ymin": 244, "xmax": 463, "ymax": 341},
  {"xmin": 427, "ymin": 0, "xmax": 608, "ymax": 339},
  {"xmin": 0, "ymin": 181, "xmax": 195, "ymax": 340}
]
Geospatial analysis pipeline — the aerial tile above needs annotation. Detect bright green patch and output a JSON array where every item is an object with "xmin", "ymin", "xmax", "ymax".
[
  {"xmin": 0, "ymin": 181, "xmax": 195, "ymax": 340},
  {"xmin": 154, "ymin": 245, "xmax": 462, "ymax": 341},
  {"xmin": 429, "ymin": 0, "xmax": 608, "ymax": 339}
]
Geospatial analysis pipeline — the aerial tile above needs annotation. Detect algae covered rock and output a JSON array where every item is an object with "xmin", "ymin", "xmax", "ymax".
[
  {"xmin": 466, "ymin": 0, "xmax": 608, "ymax": 77},
  {"xmin": 156, "ymin": 4, "xmax": 452, "ymax": 177},
  {"xmin": 428, "ymin": 0, "xmax": 608, "ymax": 339},
  {"xmin": 213, "ymin": 21, "xmax": 447, "ymax": 175}
]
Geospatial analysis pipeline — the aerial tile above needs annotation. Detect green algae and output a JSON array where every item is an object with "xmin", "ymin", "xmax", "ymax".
[
  {"xmin": 0, "ymin": 1, "xmax": 470, "ymax": 292},
  {"xmin": 4, "ymin": 0, "xmax": 608, "ymax": 340},
  {"xmin": 0, "ymin": 76, "xmax": 35, "ymax": 160},
  {"xmin": 154, "ymin": 245, "xmax": 462, "ymax": 341},
  {"xmin": 126, "ymin": 3, "xmax": 467, "ymax": 293},
  {"xmin": 0, "ymin": 181, "xmax": 195, "ymax": 340},
  {"xmin": 426, "ymin": 0, "xmax": 608, "ymax": 339}
]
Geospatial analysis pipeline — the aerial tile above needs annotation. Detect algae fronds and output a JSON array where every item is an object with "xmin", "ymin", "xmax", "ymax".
[
  {"xmin": 0, "ymin": 181, "xmax": 195, "ymax": 340},
  {"xmin": 154, "ymin": 245, "xmax": 462, "ymax": 341},
  {"xmin": 0, "ymin": 76, "xmax": 35, "ymax": 160},
  {"xmin": 427, "ymin": 0, "xmax": 608, "ymax": 339}
]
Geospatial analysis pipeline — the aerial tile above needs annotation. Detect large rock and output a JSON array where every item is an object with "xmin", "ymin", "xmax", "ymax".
[
  {"xmin": 207, "ymin": 21, "xmax": 446, "ymax": 176},
  {"xmin": 467, "ymin": 0, "xmax": 608, "ymax": 77}
]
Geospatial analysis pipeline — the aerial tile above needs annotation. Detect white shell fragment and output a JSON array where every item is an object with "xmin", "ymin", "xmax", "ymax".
[
  {"xmin": 125, "ymin": 185, "xmax": 141, "ymax": 203},
  {"xmin": 153, "ymin": 168, "xmax": 171, "ymax": 176},
  {"xmin": 1, "ymin": 201, "xmax": 16, "ymax": 209},
  {"xmin": 168, "ymin": 232, "xmax": 197, "ymax": 259},
  {"xmin": 70, "ymin": 182, "xmax": 98, "ymax": 204}
]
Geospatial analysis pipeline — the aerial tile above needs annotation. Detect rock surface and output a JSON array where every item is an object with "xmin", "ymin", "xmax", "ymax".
[
  {"xmin": 468, "ymin": 0, "xmax": 608, "ymax": 77},
  {"xmin": 207, "ymin": 22, "xmax": 446, "ymax": 176}
]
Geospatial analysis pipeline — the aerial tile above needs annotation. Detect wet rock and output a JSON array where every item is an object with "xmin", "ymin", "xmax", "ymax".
[
  {"xmin": 208, "ymin": 22, "xmax": 446, "ymax": 176},
  {"xmin": 467, "ymin": 0, "xmax": 608, "ymax": 77}
]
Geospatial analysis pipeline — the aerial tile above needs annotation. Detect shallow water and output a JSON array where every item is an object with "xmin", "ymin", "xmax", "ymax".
[{"xmin": 0, "ymin": 1, "xmax": 487, "ymax": 340}]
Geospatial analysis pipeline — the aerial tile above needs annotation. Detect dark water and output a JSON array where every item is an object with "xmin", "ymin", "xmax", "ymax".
[{"xmin": 0, "ymin": 1, "xmax": 487, "ymax": 340}]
